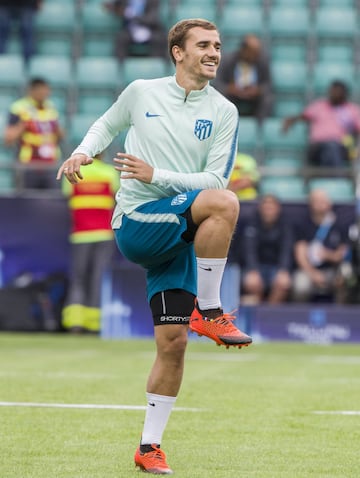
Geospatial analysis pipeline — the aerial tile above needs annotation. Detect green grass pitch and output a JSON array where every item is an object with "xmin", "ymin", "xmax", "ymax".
[{"xmin": 0, "ymin": 333, "xmax": 359, "ymax": 477}]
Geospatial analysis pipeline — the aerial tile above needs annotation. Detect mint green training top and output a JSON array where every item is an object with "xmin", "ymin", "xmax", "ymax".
[{"xmin": 73, "ymin": 75, "xmax": 239, "ymax": 229}]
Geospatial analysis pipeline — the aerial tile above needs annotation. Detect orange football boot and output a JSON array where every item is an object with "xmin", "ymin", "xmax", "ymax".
[
  {"xmin": 134, "ymin": 444, "xmax": 173, "ymax": 475},
  {"xmin": 189, "ymin": 300, "xmax": 252, "ymax": 348}
]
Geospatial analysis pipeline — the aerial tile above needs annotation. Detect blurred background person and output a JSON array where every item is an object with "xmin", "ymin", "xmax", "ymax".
[
  {"xmin": 103, "ymin": 0, "xmax": 167, "ymax": 59},
  {"xmin": 61, "ymin": 153, "xmax": 119, "ymax": 334},
  {"xmin": 342, "ymin": 222, "xmax": 360, "ymax": 303},
  {"xmin": 0, "ymin": 0, "xmax": 42, "ymax": 65},
  {"xmin": 3, "ymin": 77, "xmax": 64, "ymax": 190},
  {"xmin": 213, "ymin": 34, "xmax": 273, "ymax": 121},
  {"xmin": 227, "ymin": 151, "xmax": 260, "ymax": 201},
  {"xmin": 282, "ymin": 80, "xmax": 360, "ymax": 169},
  {"xmin": 292, "ymin": 189, "xmax": 349, "ymax": 303},
  {"xmin": 242, "ymin": 194, "xmax": 294, "ymax": 304},
  {"xmin": 220, "ymin": 151, "xmax": 260, "ymax": 318}
]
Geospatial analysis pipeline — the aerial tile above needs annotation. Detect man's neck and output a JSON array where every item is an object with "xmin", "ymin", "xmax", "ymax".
[{"xmin": 175, "ymin": 73, "xmax": 208, "ymax": 96}]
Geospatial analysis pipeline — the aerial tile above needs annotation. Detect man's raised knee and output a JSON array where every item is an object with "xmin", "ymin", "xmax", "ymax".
[{"xmin": 191, "ymin": 189, "xmax": 240, "ymax": 225}]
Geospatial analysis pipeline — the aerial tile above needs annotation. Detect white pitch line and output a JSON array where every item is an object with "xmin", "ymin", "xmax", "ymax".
[
  {"xmin": 0, "ymin": 401, "xmax": 204, "ymax": 412},
  {"xmin": 313, "ymin": 411, "xmax": 360, "ymax": 416},
  {"xmin": 313, "ymin": 356, "xmax": 360, "ymax": 365}
]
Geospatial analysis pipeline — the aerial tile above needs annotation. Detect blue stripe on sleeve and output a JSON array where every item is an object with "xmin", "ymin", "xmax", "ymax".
[{"xmin": 223, "ymin": 117, "xmax": 240, "ymax": 179}]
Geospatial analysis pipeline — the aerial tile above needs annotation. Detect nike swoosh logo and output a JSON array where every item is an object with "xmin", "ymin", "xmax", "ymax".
[
  {"xmin": 148, "ymin": 402, "xmax": 156, "ymax": 407},
  {"xmin": 145, "ymin": 112, "xmax": 162, "ymax": 118},
  {"xmin": 199, "ymin": 267, "xmax": 212, "ymax": 271}
]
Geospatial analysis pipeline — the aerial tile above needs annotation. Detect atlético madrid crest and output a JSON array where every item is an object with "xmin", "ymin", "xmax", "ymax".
[{"xmin": 194, "ymin": 119, "xmax": 213, "ymax": 141}]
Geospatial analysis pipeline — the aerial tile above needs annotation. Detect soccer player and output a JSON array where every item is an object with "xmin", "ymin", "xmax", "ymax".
[{"xmin": 57, "ymin": 18, "xmax": 252, "ymax": 475}]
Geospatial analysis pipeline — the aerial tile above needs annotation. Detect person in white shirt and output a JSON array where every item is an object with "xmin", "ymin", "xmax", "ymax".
[{"xmin": 57, "ymin": 18, "xmax": 252, "ymax": 475}]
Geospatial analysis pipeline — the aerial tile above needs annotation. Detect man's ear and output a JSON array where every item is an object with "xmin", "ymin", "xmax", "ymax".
[{"xmin": 172, "ymin": 45, "xmax": 183, "ymax": 63}]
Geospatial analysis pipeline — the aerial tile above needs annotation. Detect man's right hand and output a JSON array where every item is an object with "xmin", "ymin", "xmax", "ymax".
[{"xmin": 56, "ymin": 153, "xmax": 93, "ymax": 184}]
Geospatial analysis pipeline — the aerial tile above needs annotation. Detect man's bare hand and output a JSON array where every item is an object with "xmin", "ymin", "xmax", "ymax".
[
  {"xmin": 114, "ymin": 153, "xmax": 154, "ymax": 183},
  {"xmin": 56, "ymin": 153, "xmax": 93, "ymax": 184}
]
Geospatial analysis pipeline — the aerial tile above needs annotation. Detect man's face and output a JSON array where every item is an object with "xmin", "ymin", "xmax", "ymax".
[
  {"xmin": 328, "ymin": 85, "xmax": 346, "ymax": 105},
  {"xmin": 31, "ymin": 84, "xmax": 50, "ymax": 104},
  {"xmin": 176, "ymin": 27, "xmax": 221, "ymax": 82},
  {"xmin": 239, "ymin": 43, "xmax": 260, "ymax": 64},
  {"xmin": 309, "ymin": 190, "xmax": 331, "ymax": 216},
  {"xmin": 259, "ymin": 197, "xmax": 280, "ymax": 224}
]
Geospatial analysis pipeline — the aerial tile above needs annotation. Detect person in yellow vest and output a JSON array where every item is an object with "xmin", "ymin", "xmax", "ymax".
[
  {"xmin": 61, "ymin": 153, "xmax": 119, "ymax": 333},
  {"xmin": 3, "ymin": 77, "xmax": 64, "ymax": 189},
  {"xmin": 227, "ymin": 151, "xmax": 260, "ymax": 200}
]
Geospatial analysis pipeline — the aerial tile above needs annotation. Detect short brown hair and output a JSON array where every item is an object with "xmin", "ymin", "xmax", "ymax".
[{"xmin": 168, "ymin": 18, "xmax": 219, "ymax": 65}]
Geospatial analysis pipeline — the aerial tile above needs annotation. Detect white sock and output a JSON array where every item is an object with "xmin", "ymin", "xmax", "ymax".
[
  {"xmin": 196, "ymin": 257, "xmax": 227, "ymax": 310},
  {"xmin": 141, "ymin": 393, "xmax": 177, "ymax": 445}
]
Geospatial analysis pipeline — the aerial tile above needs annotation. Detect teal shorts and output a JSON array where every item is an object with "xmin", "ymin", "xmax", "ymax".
[{"xmin": 114, "ymin": 190, "xmax": 201, "ymax": 302}]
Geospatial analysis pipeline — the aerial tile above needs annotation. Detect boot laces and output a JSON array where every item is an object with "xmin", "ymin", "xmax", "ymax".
[
  {"xmin": 212, "ymin": 313, "xmax": 237, "ymax": 330},
  {"xmin": 147, "ymin": 447, "xmax": 165, "ymax": 461}
]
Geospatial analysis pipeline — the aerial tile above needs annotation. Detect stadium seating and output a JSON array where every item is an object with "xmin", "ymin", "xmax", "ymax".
[
  {"xmin": 316, "ymin": 44, "xmax": 355, "ymax": 64},
  {"xmin": 35, "ymin": 1, "xmax": 78, "ymax": 59},
  {"xmin": 81, "ymin": 3, "xmax": 119, "ymax": 35},
  {"xmin": 0, "ymin": 148, "xmax": 12, "ymax": 167},
  {"xmin": 271, "ymin": 0, "xmax": 309, "ymax": 5},
  {"xmin": 28, "ymin": 56, "xmax": 73, "ymax": 91},
  {"xmin": 271, "ymin": 60, "xmax": 308, "ymax": 96},
  {"xmin": 77, "ymin": 95, "xmax": 115, "ymax": 115},
  {"xmin": 0, "ymin": 113, "xmax": 7, "ymax": 145},
  {"xmin": 314, "ymin": 8, "xmax": 358, "ymax": 44},
  {"xmin": 259, "ymin": 176, "xmax": 307, "ymax": 201},
  {"xmin": 67, "ymin": 113, "xmax": 99, "ymax": 151},
  {"xmin": 318, "ymin": 0, "xmax": 356, "ymax": 9},
  {"xmin": 0, "ymin": 0, "xmax": 358, "ymax": 199},
  {"xmin": 49, "ymin": 92, "xmax": 69, "ymax": 116},
  {"xmin": 220, "ymin": 0, "xmax": 263, "ymax": 4},
  {"xmin": 0, "ymin": 92, "xmax": 16, "ymax": 113},
  {"xmin": 268, "ymin": 8, "xmax": 311, "ymax": 45},
  {"xmin": 75, "ymin": 57, "xmax": 120, "ymax": 93},
  {"xmin": 80, "ymin": 2, "xmax": 119, "ymax": 61},
  {"xmin": 262, "ymin": 117, "xmax": 308, "ymax": 159},
  {"xmin": 271, "ymin": 44, "xmax": 308, "ymax": 63},
  {"xmin": 238, "ymin": 118, "xmax": 260, "ymax": 154},
  {"xmin": 271, "ymin": 60, "xmax": 309, "ymax": 120},
  {"xmin": 0, "ymin": 55, "xmax": 26, "ymax": 95},
  {"xmin": 5, "ymin": 32, "xmax": 22, "ymax": 56},
  {"xmin": 307, "ymin": 177, "xmax": 355, "ymax": 202},
  {"xmin": 35, "ymin": 2, "xmax": 77, "ymax": 35},
  {"xmin": 173, "ymin": 0, "xmax": 217, "ymax": 8},
  {"xmin": 273, "ymin": 98, "xmax": 305, "ymax": 118},
  {"xmin": 218, "ymin": 6, "xmax": 264, "ymax": 40},
  {"xmin": 311, "ymin": 62, "xmax": 356, "ymax": 96},
  {"xmin": 81, "ymin": 37, "xmax": 115, "ymax": 57},
  {"xmin": 36, "ymin": 38, "xmax": 74, "ymax": 57},
  {"xmin": 0, "ymin": 112, "xmax": 14, "ymax": 191},
  {"xmin": 0, "ymin": 170, "xmax": 15, "ymax": 192},
  {"xmin": 263, "ymin": 157, "xmax": 303, "ymax": 175},
  {"xmin": 121, "ymin": 57, "xmax": 170, "ymax": 87},
  {"xmin": 171, "ymin": 4, "xmax": 217, "ymax": 26}
]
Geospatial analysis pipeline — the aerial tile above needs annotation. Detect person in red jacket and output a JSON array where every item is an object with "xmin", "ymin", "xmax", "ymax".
[{"xmin": 62, "ymin": 153, "xmax": 119, "ymax": 333}]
